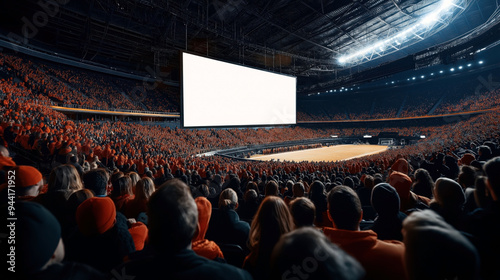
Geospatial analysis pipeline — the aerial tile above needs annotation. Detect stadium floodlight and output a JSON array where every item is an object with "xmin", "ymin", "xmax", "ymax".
[
  {"xmin": 337, "ymin": 0, "xmax": 465, "ymax": 65},
  {"xmin": 467, "ymin": 63, "xmax": 472, "ymax": 67},
  {"xmin": 458, "ymin": 66, "xmax": 463, "ymax": 69},
  {"xmin": 412, "ymin": 77, "xmax": 416, "ymax": 80},
  {"xmin": 363, "ymin": 135, "xmax": 373, "ymax": 139},
  {"xmin": 331, "ymin": 135, "xmax": 338, "ymax": 138},
  {"xmin": 420, "ymin": 135, "xmax": 426, "ymax": 139},
  {"xmin": 440, "ymin": 70, "xmax": 444, "ymax": 73},
  {"xmin": 450, "ymin": 68, "xmax": 455, "ymax": 71},
  {"xmin": 431, "ymin": 73, "xmax": 434, "ymax": 76},
  {"xmin": 479, "ymin": 60, "xmax": 484, "ymax": 64},
  {"xmin": 421, "ymin": 75, "xmax": 425, "ymax": 78}
]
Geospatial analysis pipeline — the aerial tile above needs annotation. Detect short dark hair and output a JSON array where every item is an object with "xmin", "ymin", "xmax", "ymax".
[
  {"xmin": 83, "ymin": 169, "xmax": 108, "ymax": 196},
  {"xmin": 289, "ymin": 197, "xmax": 316, "ymax": 228},
  {"xmin": 327, "ymin": 186, "xmax": 362, "ymax": 230},
  {"xmin": 147, "ymin": 179, "xmax": 198, "ymax": 253}
]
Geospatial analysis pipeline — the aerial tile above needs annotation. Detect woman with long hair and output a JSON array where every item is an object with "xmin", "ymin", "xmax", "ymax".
[
  {"xmin": 124, "ymin": 177, "xmax": 155, "ymax": 219},
  {"xmin": 243, "ymin": 196, "xmax": 294, "ymax": 279}
]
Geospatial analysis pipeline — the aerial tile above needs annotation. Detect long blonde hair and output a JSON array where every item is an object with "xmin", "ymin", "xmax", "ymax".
[
  {"xmin": 48, "ymin": 164, "xmax": 83, "ymax": 196},
  {"xmin": 135, "ymin": 177, "xmax": 155, "ymax": 201}
]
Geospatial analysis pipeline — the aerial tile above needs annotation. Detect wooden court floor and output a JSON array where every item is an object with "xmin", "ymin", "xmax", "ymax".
[{"xmin": 249, "ymin": 144, "xmax": 388, "ymax": 162}]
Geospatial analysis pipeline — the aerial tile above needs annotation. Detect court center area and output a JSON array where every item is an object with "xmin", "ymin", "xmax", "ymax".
[{"xmin": 249, "ymin": 144, "xmax": 388, "ymax": 162}]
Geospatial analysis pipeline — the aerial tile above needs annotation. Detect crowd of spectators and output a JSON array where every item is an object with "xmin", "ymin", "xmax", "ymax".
[
  {"xmin": 3, "ymin": 51, "xmax": 500, "ymax": 124},
  {"xmin": 2, "ymin": 50, "xmax": 500, "ymax": 279},
  {"xmin": 1, "ymin": 86, "xmax": 500, "ymax": 279},
  {"xmin": 0, "ymin": 52, "xmax": 179, "ymax": 112}
]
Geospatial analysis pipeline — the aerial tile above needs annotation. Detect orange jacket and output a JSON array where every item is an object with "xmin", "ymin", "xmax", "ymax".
[{"xmin": 324, "ymin": 228, "xmax": 408, "ymax": 280}]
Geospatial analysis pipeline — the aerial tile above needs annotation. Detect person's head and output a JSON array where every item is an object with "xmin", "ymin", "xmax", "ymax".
[
  {"xmin": 309, "ymin": 180, "xmax": 326, "ymax": 199},
  {"xmin": 484, "ymin": 157, "xmax": 500, "ymax": 201},
  {"xmin": 289, "ymin": 197, "xmax": 316, "ymax": 228},
  {"xmin": 135, "ymin": 177, "xmax": 155, "ymax": 201},
  {"xmin": 76, "ymin": 196, "xmax": 116, "ymax": 236},
  {"xmin": 414, "ymin": 168, "xmax": 433, "ymax": 184},
  {"xmin": 389, "ymin": 171, "xmax": 412, "ymax": 199},
  {"xmin": 82, "ymin": 168, "xmax": 109, "ymax": 196},
  {"xmin": 11, "ymin": 201, "xmax": 64, "ymax": 276},
  {"xmin": 474, "ymin": 176, "xmax": 492, "ymax": 208},
  {"xmin": 128, "ymin": 171, "xmax": 140, "ymax": 194},
  {"xmin": 148, "ymin": 179, "xmax": 198, "ymax": 253},
  {"xmin": 478, "ymin": 145, "xmax": 492, "ymax": 160},
  {"xmin": 433, "ymin": 178, "xmax": 465, "ymax": 210},
  {"xmin": 193, "ymin": 196, "xmax": 212, "ymax": 242},
  {"xmin": 12, "ymin": 165, "xmax": 44, "ymax": 197},
  {"xmin": 327, "ymin": 186, "xmax": 362, "ymax": 230},
  {"xmin": 111, "ymin": 175, "xmax": 133, "ymax": 197},
  {"xmin": 343, "ymin": 177, "xmax": 354, "ymax": 189},
  {"xmin": 270, "ymin": 227, "xmax": 365, "ymax": 280},
  {"xmin": 458, "ymin": 153, "xmax": 475, "ymax": 166},
  {"xmin": 363, "ymin": 175, "xmax": 375, "ymax": 190},
  {"xmin": 403, "ymin": 210, "xmax": 480, "ymax": 280},
  {"xmin": 265, "ymin": 180, "xmax": 279, "ymax": 197},
  {"xmin": 292, "ymin": 182, "xmax": 305, "ymax": 197},
  {"xmin": 66, "ymin": 189, "xmax": 94, "ymax": 223},
  {"xmin": 218, "ymin": 188, "xmax": 238, "ymax": 209},
  {"xmin": 457, "ymin": 166, "xmax": 477, "ymax": 189},
  {"xmin": 391, "ymin": 158, "xmax": 409, "ymax": 174},
  {"xmin": 371, "ymin": 183, "xmax": 400, "ymax": 217},
  {"xmin": 246, "ymin": 181, "xmax": 259, "ymax": 194},
  {"xmin": 244, "ymin": 189, "xmax": 259, "ymax": 204},
  {"xmin": 48, "ymin": 164, "xmax": 83, "ymax": 195},
  {"xmin": 249, "ymin": 196, "xmax": 294, "ymax": 254}
]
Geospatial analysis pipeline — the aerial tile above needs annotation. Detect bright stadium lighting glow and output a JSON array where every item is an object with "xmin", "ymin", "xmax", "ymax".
[
  {"xmin": 412, "ymin": 77, "xmax": 416, "ymax": 80},
  {"xmin": 467, "ymin": 63, "xmax": 472, "ymax": 67},
  {"xmin": 440, "ymin": 70, "xmax": 444, "ymax": 73},
  {"xmin": 421, "ymin": 75, "xmax": 425, "ymax": 78},
  {"xmin": 337, "ymin": 0, "xmax": 464, "ymax": 64},
  {"xmin": 363, "ymin": 135, "xmax": 373, "ymax": 139},
  {"xmin": 420, "ymin": 135, "xmax": 426, "ymax": 139},
  {"xmin": 391, "ymin": 81, "xmax": 395, "ymax": 84},
  {"xmin": 479, "ymin": 60, "xmax": 484, "ymax": 64},
  {"xmin": 431, "ymin": 73, "xmax": 434, "ymax": 76},
  {"xmin": 450, "ymin": 68, "xmax": 455, "ymax": 71},
  {"xmin": 458, "ymin": 66, "xmax": 463, "ymax": 69}
]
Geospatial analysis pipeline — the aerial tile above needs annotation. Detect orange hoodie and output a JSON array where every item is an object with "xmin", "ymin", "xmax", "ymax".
[
  {"xmin": 192, "ymin": 197, "xmax": 224, "ymax": 260},
  {"xmin": 324, "ymin": 228, "xmax": 408, "ymax": 280}
]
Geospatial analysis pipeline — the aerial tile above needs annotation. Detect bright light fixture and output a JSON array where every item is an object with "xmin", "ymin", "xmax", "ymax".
[{"xmin": 338, "ymin": 0, "xmax": 462, "ymax": 64}]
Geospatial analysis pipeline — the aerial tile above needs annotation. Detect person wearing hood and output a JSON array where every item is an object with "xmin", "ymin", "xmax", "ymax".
[
  {"xmin": 192, "ymin": 197, "xmax": 224, "ymax": 260},
  {"xmin": 370, "ymin": 183, "xmax": 407, "ymax": 241},
  {"xmin": 389, "ymin": 171, "xmax": 430, "ymax": 214}
]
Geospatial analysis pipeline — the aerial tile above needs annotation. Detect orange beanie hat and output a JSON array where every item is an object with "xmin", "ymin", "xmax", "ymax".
[
  {"xmin": 76, "ymin": 197, "xmax": 116, "ymax": 236},
  {"xmin": 12, "ymin": 165, "xmax": 43, "ymax": 188}
]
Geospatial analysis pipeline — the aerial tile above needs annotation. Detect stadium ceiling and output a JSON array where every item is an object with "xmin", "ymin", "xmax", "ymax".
[{"xmin": 1, "ymin": 0, "xmax": 499, "ymax": 94}]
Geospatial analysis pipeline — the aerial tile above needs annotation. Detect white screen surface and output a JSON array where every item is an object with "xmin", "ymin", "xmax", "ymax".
[{"xmin": 182, "ymin": 52, "xmax": 296, "ymax": 127}]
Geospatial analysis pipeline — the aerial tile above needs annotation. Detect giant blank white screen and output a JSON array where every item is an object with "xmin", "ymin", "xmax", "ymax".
[{"xmin": 182, "ymin": 52, "xmax": 296, "ymax": 127}]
